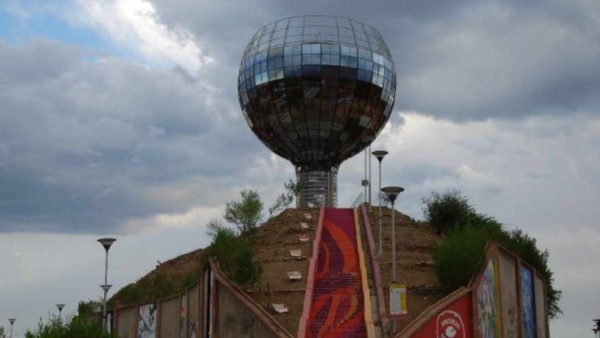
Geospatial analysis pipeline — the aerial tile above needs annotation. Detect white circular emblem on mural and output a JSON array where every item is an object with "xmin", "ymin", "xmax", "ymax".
[{"xmin": 436, "ymin": 310, "xmax": 465, "ymax": 338}]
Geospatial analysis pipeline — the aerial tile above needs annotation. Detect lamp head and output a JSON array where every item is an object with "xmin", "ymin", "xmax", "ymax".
[
  {"xmin": 381, "ymin": 186, "xmax": 404, "ymax": 204},
  {"xmin": 56, "ymin": 304, "xmax": 65, "ymax": 311},
  {"xmin": 372, "ymin": 150, "xmax": 388, "ymax": 162},
  {"xmin": 100, "ymin": 284, "xmax": 112, "ymax": 293},
  {"xmin": 8, "ymin": 318, "xmax": 15, "ymax": 325},
  {"xmin": 98, "ymin": 238, "xmax": 116, "ymax": 251}
]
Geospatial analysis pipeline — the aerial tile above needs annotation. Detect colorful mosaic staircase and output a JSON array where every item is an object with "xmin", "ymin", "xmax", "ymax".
[{"xmin": 306, "ymin": 208, "xmax": 367, "ymax": 337}]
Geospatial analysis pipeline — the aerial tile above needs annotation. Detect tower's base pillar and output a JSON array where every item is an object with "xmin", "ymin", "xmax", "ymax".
[{"xmin": 296, "ymin": 168, "xmax": 338, "ymax": 208}]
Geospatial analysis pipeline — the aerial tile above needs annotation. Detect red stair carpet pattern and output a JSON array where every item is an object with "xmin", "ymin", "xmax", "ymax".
[{"xmin": 306, "ymin": 208, "xmax": 367, "ymax": 337}]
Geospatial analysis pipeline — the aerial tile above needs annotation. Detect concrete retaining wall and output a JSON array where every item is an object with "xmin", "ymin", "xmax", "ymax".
[
  {"xmin": 112, "ymin": 260, "xmax": 291, "ymax": 338},
  {"xmin": 116, "ymin": 306, "xmax": 137, "ymax": 338},
  {"xmin": 159, "ymin": 297, "xmax": 179, "ymax": 338},
  {"xmin": 215, "ymin": 282, "xmax": 280, "ymax": 338}
]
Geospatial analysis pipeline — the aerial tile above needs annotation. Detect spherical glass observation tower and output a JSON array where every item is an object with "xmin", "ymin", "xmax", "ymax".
[{"xmin": 238, "ymin": 15, "xmax": 396, "ymax": 207}]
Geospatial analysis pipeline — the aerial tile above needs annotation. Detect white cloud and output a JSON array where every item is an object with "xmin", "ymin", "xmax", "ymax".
[
  {"xmin": 77, "ymin": 0, "xmax": 212, "ymax": 73},
  {"xmin": 123, "ymin": 205, "xmax": 221, "ymax": 233}
]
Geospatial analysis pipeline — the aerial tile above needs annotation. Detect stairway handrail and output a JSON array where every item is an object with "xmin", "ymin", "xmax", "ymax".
[{"xmin": 297, "ymin": 207, "xmax": 326, "ymax": 338}]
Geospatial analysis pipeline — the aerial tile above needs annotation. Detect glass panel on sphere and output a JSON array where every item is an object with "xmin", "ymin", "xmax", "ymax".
[
  {"xmin": 320, "ymin": 26, "xmax": 337, "ymax": 36},
  {"xmin": 275, "ymin": 18, "xmax": 289, "ymax": 30},
  {"xmin": 358, "ymin": 48, "xmax": 371, "ymax": 59},
  {"xmin": 273, "ymin": 29, "xmax": 286, "ymax": 40},
  {"xmin": 302, "ymin": 44, "xmax": 311, "ymax": 54},
  {"xmin": 355, "ymin": 30, "xmax": 367, "ymax": 40},
  {"xmin": 309, "ymin": 55, "xmax": 322, "ymax": 64},
  {"xmin": 284, "ymin": 45, "xmax": 293, "ymax": 56},
  {"xmin": 339, "ymin": 28, "xmax": 354, "ymax": 38},
  {"xmin": 269, "ymin": 47, "xmax": 284, "ymax": 57},
  {"xmin": 329, "ymin": 55, "xmax": 340, "ymax": 65},
  {"xmin": 306, "ymin": 16, "xmax": 332, "ymax": 27},
  {"xmin": 287, "ymin": 35, "xmax": 303, "ymax": 43},
  {"xmin": 336, "ymin": 35, "xmax": 352, "ymax": 46},
  {"xmin": 288, "ymin": 27, "xmax": 303, "ymax": 36},
  {"xmin": 340, "ymin": 55, "xmax": 350, "ymax": 67},
  {"xmin": 292, "ymin": 55, "xmax": 302, "ymax": 66},
  {"xmin": 302, "ymin": 65, "xmax": 321, "ymax": 77},
  {"xmin": 289, "ymin": 17, "xmax": 304, "ymax": 27},
  {"xmin": 336, "ymin": 17, "xmax": 352, "ymax": 29},
  {"xmin": 304, "ymin": 26, "xmax": 320, "ymax": 36}
]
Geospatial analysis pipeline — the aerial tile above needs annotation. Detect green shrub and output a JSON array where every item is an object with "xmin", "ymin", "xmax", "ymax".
[
  {"xmin": 25, "ymin": 311, "xmax": 117, "ymax": 338},
  {"xmin": 224, "ymin": 190, "xmax": 263, "ymax": 234},
  {"xmin": 433, "ymin": 224, "xmax": 506, "ymax": 292},
  {"xmin": 428, "ymin": 190, "xmax": 563, "ymax": 318},
  {"xmin": 204, "ymin": 227, "xmax": 261, "ymax": 286},
  {"xmin": 423, "ymin": 190, "xmax": 477, "ymax": 234}
]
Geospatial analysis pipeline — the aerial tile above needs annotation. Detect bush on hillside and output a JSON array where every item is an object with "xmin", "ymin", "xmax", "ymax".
[
  {"xmin": 269, "ymin": 179, "xmax": 304, "ymax": 217},
  {"xmin": 204, "ymin": 227, "xmax": 261, "ymax": 286},
  {"xmin": 432, "ymin": 224, "xmax": 506, "ymax": 292},
  {"xmin": 423, "ymin": 190, "xmax": 488, "ymax": 234},
  {"xmin": 224, "ymin": 190, "xmax": 263, "ymax": 234},
  {"xmin": 25, "ymin": 301, "xmax": 117, "ymax": 338},
  {"xmin": 428, "ymin": 190, "xmax": 562, "ymax": 318}
]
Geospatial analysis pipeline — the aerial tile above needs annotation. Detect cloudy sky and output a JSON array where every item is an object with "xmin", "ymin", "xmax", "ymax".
[{"xmin": 0, "ymin": 0, "xmax": 598, "ymax": 336}]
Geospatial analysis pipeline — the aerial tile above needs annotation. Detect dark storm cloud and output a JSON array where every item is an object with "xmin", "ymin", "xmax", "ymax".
[
  {"xmin": 0, "ymin": 39, "xmax": 265, "ymax": 233},
  {"xmin": 153, "ymin": 0, "xmax": 600, "ymax": 121}
]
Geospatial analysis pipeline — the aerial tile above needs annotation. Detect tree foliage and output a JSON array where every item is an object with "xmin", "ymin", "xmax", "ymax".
[
  {"xmin": 423, "ymin": 190, "xmax": 478, "ymax": 234},
  {"xmin": 426, "ymin": 190, "xmax": 562, "ymax": 318},
  {"xmin": 25, "ymin": 300, "xmax": 117, "ymax": 338},
  {"xmin": 204, "ymin": 227, "xmax": 261, "ymax": 286},
  {"xmin": 224, "ymin": 190, "xmax": 263, "ymax": 234},
  {"xmin": 269, "ymin": 179, "xmax": 304, "ymax": 217}
]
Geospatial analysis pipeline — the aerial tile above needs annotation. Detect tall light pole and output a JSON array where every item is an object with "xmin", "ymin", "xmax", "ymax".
[
  {"xmin": 368, "ymin": 145, "xmax": 372, "ymax": 207},
  {"xmin": 381, "ymin": 186, "xmax": 404, "ymax": 283},
  {"xmin": 8, "ymin": 318, "xmax": 15, "ymax": 338},
  {"xmin": 372, "ymin": 150, "xmax": 388, "ymax": 256},
  {"xmin": 98, "ymin": 238, "xmax": 116, "ymax": 331},
  {"xmin": 363, "ymin": 148, "xmax": 368, "ymax": 203},
  {"xmin": 56, "ymin": 304, "xmax": 65, "ymax": 324}
]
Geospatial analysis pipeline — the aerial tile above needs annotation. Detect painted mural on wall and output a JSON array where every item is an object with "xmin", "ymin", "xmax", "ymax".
[
  {"xmin": 412, "ymin": 291, "xmax": 472, "ymax": 338},
  {"xmin": 138, "ymin": 304, "xmax": 157, "ymax": 338},
  {"xmin": 477, "ymin": 258, "xmax": 499, "ymax": 338},
  {"xmin": 521, "ymin": 265, "xmax": 536, "ymax": 338},
  {"xmin": 437, "ymin": 310, "xmax": 466, "ymax": 338}
]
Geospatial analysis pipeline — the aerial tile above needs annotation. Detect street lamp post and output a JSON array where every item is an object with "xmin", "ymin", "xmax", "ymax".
[
  {"xmin": 381, "ymin": 186, "xmax": 404, "ymax": 283},
  {"xmin": 98, "ymin": 238, "xmax": 116, "ymax": 331},
  {"xmin": 368, "ymin": 145, "xmax": 372, "ymax": 207},
  {"xmin": 8, "ymin": 318, "xmax": 15, "ymax": 338},
  {"xmin": 363, "ymin": 148, "xmax": 368, "ymax": 203},
  {"xmin": 372, "ymin": 150, "xmax": 388, "ymax": 256},
  {"xmin": 56, "ymin": 304, "xmax": 65, "ymax": 324}
]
